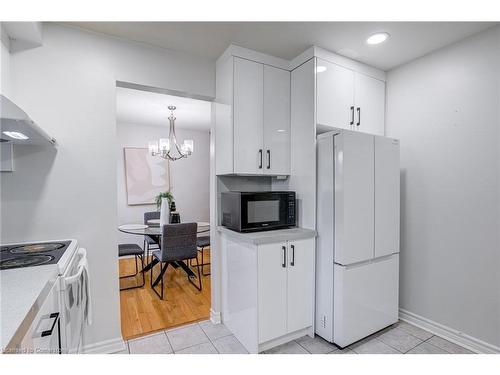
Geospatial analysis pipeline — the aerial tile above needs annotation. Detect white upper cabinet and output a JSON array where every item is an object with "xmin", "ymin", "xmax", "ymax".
[
  {"xmin": 263, "ymin": 65, "xmax": 291, "ymax": 175},
  {"xmin": 215, "ymin": 50, "xmax": 291, "ymax": 176},
  {"xmin": 354, "ymin": 72, "xmax": 385, "ymax": 136},
  {"xmin": 315, "ymin": 57, "xmax": 385, "ymax": 136},
  {"xmin": 233, "ymin": 57, "xmax": 264, "ymax": 174},
  {"xmin": 316, "ymin": 58, "xmax": 354, "ymax": 130}
]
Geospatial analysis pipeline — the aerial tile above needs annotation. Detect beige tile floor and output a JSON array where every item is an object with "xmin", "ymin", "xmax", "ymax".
[{"xmin": 115, "ymin": 320, "xmax": 475, "ymax": 354}]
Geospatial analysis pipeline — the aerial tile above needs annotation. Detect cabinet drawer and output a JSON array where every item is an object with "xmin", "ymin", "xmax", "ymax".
[{"xmin": 19, "ymin": 281, "xmax": 61, "ymax": 354}]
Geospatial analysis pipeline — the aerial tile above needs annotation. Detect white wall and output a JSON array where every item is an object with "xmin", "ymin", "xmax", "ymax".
[
  {"xmin": 117, "ymin": 122, "xmax": 210, "ymax": 247},
  {"xmin": 386, "ymin": 26, "xmax": 500, "ymax": 349},
  {"xmin": 0, "ymin": 36, "xmax": 11, "ymax": 97},
  {"xmin": 0, "ymin": 23, "xmax": 214, "ymax": 350}
]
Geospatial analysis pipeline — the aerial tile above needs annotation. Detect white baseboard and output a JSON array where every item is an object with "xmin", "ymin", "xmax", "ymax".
[
  {"xmin": 210, "ymin": 309, "xmax": 221, "ymax": 324},
  {"xmin": 82, "ymin": 337, "xmax": 127, "ymax": 354},
  {"xmin": 399, "ymin": 308, "xmax": 500, "ymax": 354}
]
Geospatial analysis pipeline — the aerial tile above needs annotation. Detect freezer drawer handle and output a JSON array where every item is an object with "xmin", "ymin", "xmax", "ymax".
[
  {"xmin": 290, "ymin": 244, "xmax": 295, "ymax": 266},
  {"xmin": 41, "ymin": 312, "xmax": 60, "ymax": 337},
  {"xmin": 281, "ymin": 246, "xmax": 287, "ymax": 268}
]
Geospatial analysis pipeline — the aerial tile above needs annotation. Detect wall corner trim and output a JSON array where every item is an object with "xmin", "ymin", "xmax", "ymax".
[
  {"xmin": 82, "ymin": 336, "xmax": 127, "ymax": 354},
  {"xmin": 399, "ymin": 308, "xmax": 500, "ymax": 354},
  {"xmin": 210, "ymin": 309, "xmax": 222, "ymax": 324}
]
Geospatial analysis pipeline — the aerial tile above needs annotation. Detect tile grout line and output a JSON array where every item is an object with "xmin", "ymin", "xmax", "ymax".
[
  {"xmin": 162, "ymin": 330, "xmax": 175, "ymax": 354},
  {"xmin": 294, "ymin": 339, "xmax": 313, "ymax": 354}
]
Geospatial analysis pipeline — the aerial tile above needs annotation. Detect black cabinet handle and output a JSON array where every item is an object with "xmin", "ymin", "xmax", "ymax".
[
  {"xmin": 282, "ymin": 246, "xmax": 286, "ymax": 268},
  {"xmin": 350, "ymin": 106, "xmax": 355, "ymax": 126},
  {"xmin": 266, "ymin": 150, "xmax": 271, "ymax": 169},
  {"xmin": 290, "ymin": 244, "xmax": 295, "ymax": 266},
  {"xmin": 258, "ymin": 149, "xmax": 263, "ymax": 169},
  {"xmin": 356, "ymin": 107, "xmax": 361, "ymax": 126},
  {"xmin": 41, "ymin": 312, "xmax": 59, "ymax": 337}
]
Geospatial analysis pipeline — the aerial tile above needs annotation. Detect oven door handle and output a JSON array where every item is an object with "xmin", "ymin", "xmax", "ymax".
[{"xmin": 63, "ymin": 248, "xmax": 87, "ymax": 286}]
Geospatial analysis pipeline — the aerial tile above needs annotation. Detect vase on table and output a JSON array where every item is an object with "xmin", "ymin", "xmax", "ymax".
[{"xmin": 159, "ymin": 198, "xmax": 170, "ymax": 227}]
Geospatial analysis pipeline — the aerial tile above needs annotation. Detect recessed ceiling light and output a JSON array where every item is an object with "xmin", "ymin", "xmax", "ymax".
[
  {"xmin": 316, "ymin": 65, "xmax": 327, "ymax": 73},
  {"xmin": 366, "ymin": 32, "xmax": 390, "ymax": 45},
  {"xmin": 2, "ymin": 131, "xmax": 29, "ymax": 140}
]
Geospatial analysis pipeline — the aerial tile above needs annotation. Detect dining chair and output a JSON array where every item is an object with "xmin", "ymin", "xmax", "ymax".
[
  {"xmin": 150, "ymin": 223, "xmax": 202, "ymax": 300},
  {"xmin": 118, "ymin": 243, "xmax": 145, "ymax": 291},
  {"xmin": 143, "ymin": 211, "xmax": 160, "ymax": 260},
  {"xmin": 190, "ymin": 236, "xmax": 211, "ymax": 276}
]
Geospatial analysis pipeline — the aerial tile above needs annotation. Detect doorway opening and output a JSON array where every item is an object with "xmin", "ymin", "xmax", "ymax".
[{"xmin": 115, "ymin": 82, "xmax": 213, "ymax": 340}]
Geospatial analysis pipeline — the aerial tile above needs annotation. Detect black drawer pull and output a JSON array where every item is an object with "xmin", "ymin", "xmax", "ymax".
[{"xmin": 41, "ymin": 312, "xmax": 59, "ymax": 337}]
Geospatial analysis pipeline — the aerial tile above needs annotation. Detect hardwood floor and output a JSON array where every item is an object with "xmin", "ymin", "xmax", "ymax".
[{"xmin": 119, "ymin": 249, "xmax": 211, "ymax": 340}]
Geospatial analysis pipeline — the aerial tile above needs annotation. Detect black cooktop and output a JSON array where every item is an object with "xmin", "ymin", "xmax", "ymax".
[{"xmin": 0, "ymin": 241, "xmax": 72, "ymax": 270}]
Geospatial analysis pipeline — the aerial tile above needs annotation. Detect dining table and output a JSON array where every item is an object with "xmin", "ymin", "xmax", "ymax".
[{"xmin": 118, "ymin": 221, "xmax": 210, "ymax": 288}]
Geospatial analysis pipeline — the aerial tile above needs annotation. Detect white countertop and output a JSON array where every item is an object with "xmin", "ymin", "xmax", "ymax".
[
  {"xmin": 217, "ymin": 226, "xmax": 317, "ymax": 245},
  {"xmin": 0, "ymin": 265, "xmax": 59, "ymax": 350}
]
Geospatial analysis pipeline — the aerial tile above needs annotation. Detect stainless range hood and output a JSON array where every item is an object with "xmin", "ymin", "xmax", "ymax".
[{"xmin": 0, "ymin": 94, "xmax": 56, "ymax": 145}]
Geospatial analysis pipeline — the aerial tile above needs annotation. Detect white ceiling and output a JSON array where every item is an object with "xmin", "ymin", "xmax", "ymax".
[
  {"xmin": 116, "ymin": 87, "xmax": 211, "ymax": 130},
  {"xmin": 66, "ymin": 22, "xmax": 497, "ymax": 70}
]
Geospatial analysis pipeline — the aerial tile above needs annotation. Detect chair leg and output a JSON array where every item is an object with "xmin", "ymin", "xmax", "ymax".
[
  {"xmin": 151, "ymin": 260, "xmax": 168, "ymax": 300},
  {"xmin": 119, "ymin": 254, "xmax": 140, "ymax": 279},
  {"xmin": 187, "ymin": 256, "xmax": 202, "ymax": 292},
  {"xmin": 200, "ymin": 246, "xmax": 211, "ymax": 276},
  {"xmin": 120, "ymin": 254, "xmax": 145, "ymax": 291},
  {"xmin": 139, "ymin": 254, "xmax": 145, "ymax": 287}
]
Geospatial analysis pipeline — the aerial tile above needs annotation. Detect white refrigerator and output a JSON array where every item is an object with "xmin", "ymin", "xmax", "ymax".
[{"xmin": 316, "ymin": 129, "xmax": 400, "ymax": 348}]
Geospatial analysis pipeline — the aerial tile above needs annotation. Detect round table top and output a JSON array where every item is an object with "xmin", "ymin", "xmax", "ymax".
[{"xmin": 118, "ymin": 222, "xmax": 210, "ymax": 236}]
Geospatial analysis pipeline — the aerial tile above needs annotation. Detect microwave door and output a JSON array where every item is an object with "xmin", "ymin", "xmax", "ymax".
[{"xmin": 241, "ymin": 193, "xmax": 287, "ymax": 231}]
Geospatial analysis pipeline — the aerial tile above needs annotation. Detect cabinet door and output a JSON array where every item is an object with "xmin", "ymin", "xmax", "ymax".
[
  {"xmin": 258, "ymin": 242, "xmax": 288, "ymax": 343},
  {"xmin": 334, "ymin": 131, "xmax": 375, "ymax": 264},
  {"xmin": 287, "ymin": 238, "xmax": 315, "ymax": 333},
  {"xmin": 354, "ymin": 72, "xmax": 385, "ymax": 136},
  {"xmin": 374, "ymin": 136, "xmax": 400, "ymax": 257},
  {"xmin": 263, "ymin": 65, "xmax": 290, "ymax": 175},
  {"xmin": 316, "ymin": 58, "xmax": 354, "ymax": 130},
  {"xmin": 233, "ymin": 57, "xmax": 264, "ymax": 174}
]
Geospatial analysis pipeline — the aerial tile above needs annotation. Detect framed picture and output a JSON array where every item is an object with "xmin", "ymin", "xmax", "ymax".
[{"xmin": 124, "ymin": 147, "xmax": 170, "ymax": 205}]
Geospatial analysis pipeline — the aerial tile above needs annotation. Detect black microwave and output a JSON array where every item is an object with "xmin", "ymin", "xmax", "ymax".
[{"xmin": 221, "ymin": 191, "xmax": 296, "ymax": 232}]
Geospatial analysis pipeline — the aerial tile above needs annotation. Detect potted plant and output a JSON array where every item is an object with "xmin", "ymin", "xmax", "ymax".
[{"xmin": 155, "ymin": 191, "xmax": 174, "ymax": 211}]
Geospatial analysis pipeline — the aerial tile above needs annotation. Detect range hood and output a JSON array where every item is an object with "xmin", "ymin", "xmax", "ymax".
[{"xmin": 0, "ymin": 94, "xmax": 56, "ymax": 145}]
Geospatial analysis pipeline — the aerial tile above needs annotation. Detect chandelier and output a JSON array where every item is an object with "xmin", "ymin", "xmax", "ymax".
[{"xmin": 148, "ymin": 106, "xmax": 194, "ymax": 161}]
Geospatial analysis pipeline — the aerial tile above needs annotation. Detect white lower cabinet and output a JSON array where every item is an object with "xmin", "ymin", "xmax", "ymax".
[
  {"xmin": 19, "ymin": 281, "xmax": 61, "ymax": 354},
  {"xmin": 257, "ymin": 238, "xmax": 315, "ymax": 346},
  {"xmin": 221, "ymin": 231, "xmax": 315, "ymax": 353}
]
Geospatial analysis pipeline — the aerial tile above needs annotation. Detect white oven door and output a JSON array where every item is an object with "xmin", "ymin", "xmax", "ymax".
[{"xmin": 60, "ymin": 247, "xmax": 87, "ymax": 354}]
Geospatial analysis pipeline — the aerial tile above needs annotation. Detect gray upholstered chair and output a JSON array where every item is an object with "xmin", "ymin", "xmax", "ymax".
[
  {"xmin": 118, "ymin": 243, "xmax": 145, "ymax": 291},
  {"xmin": 150, "ymin": 223, "xmax": 201, "ymax": 299},
  {"xmin": 143, "ymin": 211, "xmax": 160, "ymax": 259}
]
